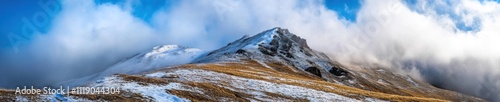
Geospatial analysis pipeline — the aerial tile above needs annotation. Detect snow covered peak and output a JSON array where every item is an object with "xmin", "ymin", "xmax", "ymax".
[
  {"xmin": 194, "ymin": 27, "xmax": 333, "ymax": 70},
  {"xmin": 58, "ymin": 44, "xmax": 205, "ymax": 87},
  {"xmin": 144, "ymin": 45, "xmax": 202, "ymax": 58},
  {"xmin": 109, "ymin": 44, "xmax": 204, "ymax": 74},
  {"xmin": 234, "ymin": 27, "xmax": 308, "ymax": 50},
  {"xmin": 241, "ymin": 27, "xmax": 279, "ymax": 49},
  {"xmin": 152, "ymin": 45, "xmax": 181, "ymax": 53}
]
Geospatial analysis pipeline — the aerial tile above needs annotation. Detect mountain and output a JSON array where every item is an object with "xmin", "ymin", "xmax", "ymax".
[
  {"xmin": 55, "ymin": 45, "xmax": 204, "ymax": 88},
  {"xmin": 0, "ymin": 27, "xmax": 485, "ymax": 101},
  {"xmin": 103, "ymin": 44, "xmax": 204, "ymax": 74}
]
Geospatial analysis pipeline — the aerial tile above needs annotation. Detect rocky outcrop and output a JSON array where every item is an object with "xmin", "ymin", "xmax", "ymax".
[
  {"xmin": 329, "ymin": 66, "xmax": 348, "ymax": 76},
  {"xmin": 305, "ymin": 67, "xmax": 322, "ymax": 77}
]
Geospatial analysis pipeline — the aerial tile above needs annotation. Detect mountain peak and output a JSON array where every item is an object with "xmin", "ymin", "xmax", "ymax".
[
  {"xmin": 145, "ymin": 45, "xmax": 201, "ymax": 58},
  {"xmin": 194, "ymin": 27, "xmax": 315, "ymax": 62},
  {"xmin": 109, "ymin": 44, "xmax": 203, "ymax": 74},
  {"xmin": 194, "ymin": 27, "xmax": 339, "ymax": 76},
  {"xmin": 236, "ymin": 27, "xmax": 308, "ymax": 51}
]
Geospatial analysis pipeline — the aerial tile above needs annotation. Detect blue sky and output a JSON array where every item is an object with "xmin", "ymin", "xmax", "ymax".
[
  {"xmin": 0, "ymin": 0, "xmax": 54, "ymax": 48},
  {"xmin": 403, "ymin": 0, "xmax": 483, "ymax": 32},
  {"xmin": 324, "ymin": 0, "xmax": 361, "ymax": 22}
]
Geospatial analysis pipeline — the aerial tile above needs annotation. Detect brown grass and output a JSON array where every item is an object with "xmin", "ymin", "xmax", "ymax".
[
  {"xmin": 117, "ymin": 73, "xmax": 253, "ymax": 101},
  {"xmin": 70, "ymin": 91, "xmax": 147, "ymax": 102},
  {"xmin": 0, "ymin": 86, "xmax": 147, "ymax": 101},
  {"xmin": 168, "ymin": 82, "xmax": 250, "ymax": 102},
  {"xmin": 0, "ymin": 59, "xmax": 476, "ymax": 101},
  {"xmin": 264, "ymin": 62, "xmax": 322, "ymax": 80},
  {"xmin": 0, "ymin": 89, "xmax": 17, "ymax": 101},
  {"xmin": 171, "ymin": 60, "xmax": 450, "ymax": 102},
  {"xmin": 168, "ymin": 90, "xmax": 212, "ymax": 102},
  {"xmin": 0, "ymin": 89, "xmax": 42, "ymax": 101},
  {"xmin": 117, "ymin": 74, "xmax": 169, "ymax": 86}
]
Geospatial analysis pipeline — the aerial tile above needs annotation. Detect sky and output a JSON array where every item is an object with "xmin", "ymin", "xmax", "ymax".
[{"xmin": 1, "ymin": 0, "xmax": 500, "ymax": 101}]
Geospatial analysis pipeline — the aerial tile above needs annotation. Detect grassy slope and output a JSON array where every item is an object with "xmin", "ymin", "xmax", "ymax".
[
  {"xmin": 0, "ymin": 60, "xmax": 483, "ymax": 101},
  {"xmin": 158, "ymin": 60, "xmax": 449, "ymax": 102}
]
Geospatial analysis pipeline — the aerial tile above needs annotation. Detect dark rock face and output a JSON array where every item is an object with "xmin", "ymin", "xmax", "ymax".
[
  {"xmin": 258, "ymin": 47, "xmax": 275, "ymax": 56},
  {"xmin": 305, "ymin": 67, "xmax": 322, "ymax": 77},
  {"xmin": 236, "ymin": 49, "xmax": 246, "ymax": 54},
  {"xmin": 256, "ymin": 28, "xmax": 311, "ymax": 59},
  {"xmin": 329, "ymin": 66, "xmax": 348, "ymax": 76}
]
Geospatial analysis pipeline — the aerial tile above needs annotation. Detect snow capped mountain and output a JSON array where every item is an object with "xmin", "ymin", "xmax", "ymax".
[
  {"xmin": 195, "ymin": 27, "xmax": 354, "ymax": 85},
  {"xmin": 196, "ymin": 27, "xmax": 333, "ymax": 71},
  {"xmin": 108, "ymin": 44, "xmax": 203, "ymax": 74},
  {"xmin": 1, "ymin": 27, "xmax": 485, "ymax": 102},
  {"xmin": 56, "ymin": 45, "xmax": 204, "ymax": 87}
]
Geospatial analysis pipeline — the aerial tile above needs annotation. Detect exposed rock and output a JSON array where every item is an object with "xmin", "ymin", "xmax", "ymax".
[
  {"xmin": 305, "ymin": 67, "xmax": 322, "ymax": 77},
  {"xmin": 236, "ymin": 49, "xmax": 246, "ymax": 54},
  {"xmin": 329, "ymin": 66, "xmax": 348, "ymax": 76}
]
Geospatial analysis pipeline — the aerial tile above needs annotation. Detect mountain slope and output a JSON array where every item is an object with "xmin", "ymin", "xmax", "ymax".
[
  {"xmin": 0, "ymin": 27, "xmax": 485, "ymax": 101},
  {"xmin": 105, "ymin": 44, "xmax": 204, "ymax": 74},
  {"xmin": 193, "ymin": 27, "xmax": 483, "ymax": 101},
  {"xmin": 56, "ymin": 45, "xmax": 204, "ymax": 87}
]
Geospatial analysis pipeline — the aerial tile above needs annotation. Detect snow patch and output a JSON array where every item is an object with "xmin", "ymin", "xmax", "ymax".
[
  {"xmin": 90, "ymin": 76, "xmax": 189, "ymax": 102},
  {"xmin": 243, "ymin": 28, "xmax": 279, "ymax": 49},
  {"xmin": 406, "ymin": 77, "xmax": 419, "ymax": 87},
  {"xmin": 15, "ymin": 96, "xmax": 29, "ymax": 101}
]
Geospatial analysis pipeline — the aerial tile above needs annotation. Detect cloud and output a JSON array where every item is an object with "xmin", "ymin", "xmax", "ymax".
[
  {"xmin": 0, "ymin": 0, "xmax": 166, "ymax": 88},
  {"xmin": 348, "ymin": 0, "xmax": 500, "ymax": 100},
  {"xmin": 2, "ymin": 0, "xmax": 500, "ymax": 101}
]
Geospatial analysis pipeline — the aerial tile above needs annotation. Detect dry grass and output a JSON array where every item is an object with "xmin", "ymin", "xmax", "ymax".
[
  {"xmin": 0, "ymin": 85, "xmax": 146, "ymax": 102},
  {"xmin": 168, "ymin": 82, "xmax": 250, "ymax": 102},
  {"xmin": 69, "ymin": 91, "xmax": 147, "ymax": 102},
  {"xmin": 0, "ymin": 89, "xmax": 43, "ymax": 101},
  {"xmin": 264, "ymin": 61, "xmax": 322, "ymax": 80},
  {"xmin": 168, "ymin": 90, "xmax": 212, "ymax": 102},
  {"xmin": 117, "ymin": 74, "xmax": 170, "ymax": 86},
  {"xmin": 118, "ymin": 73, "xmax": 253, "ymax": 101},
  {"xmin": 0, "ymin": 89, "xmax": 17, "ymax": 101},
  {"xmin": 0, "ymin": 59, "xmax": 479, "ymax": 101},
  {"xmin": 171, "ymin": 60, "xmax": 450, "ymax": 102}
]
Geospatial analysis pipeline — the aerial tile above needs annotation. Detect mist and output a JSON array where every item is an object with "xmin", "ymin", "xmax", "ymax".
[{"xmin": 1, "ymin": 0, "xmax": 500, "ymax": 101}]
